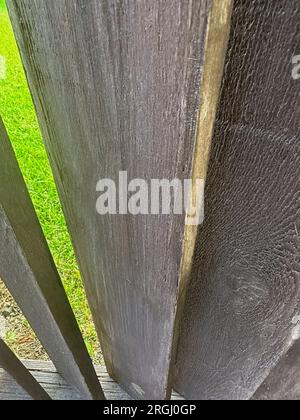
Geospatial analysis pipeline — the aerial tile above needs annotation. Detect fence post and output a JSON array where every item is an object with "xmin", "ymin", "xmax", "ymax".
[{"xmin": 175, "ymin": 0, "xmax": 300, "ymax": 400}]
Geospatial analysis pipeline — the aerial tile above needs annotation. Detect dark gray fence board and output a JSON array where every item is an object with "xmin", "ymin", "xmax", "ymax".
[
  {"xmin": 7, "ymin": 0, "xmax": 232, "ymax": 399},
  {"xmin": 252, "ymin": 339, "xmax": 300, "ymax": 400},
  {"xmin": 0, "ymin": 118, "xmax": 104, "ymax": 400},
  {"xmin": 175, "ymin": 0, "xmax": 300, "ymax": 400},
  {"xmin": 0, "ymin": 339, "xmax": 51, "ymax": 400}
]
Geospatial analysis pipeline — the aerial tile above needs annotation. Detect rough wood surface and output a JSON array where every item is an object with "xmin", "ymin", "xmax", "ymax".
[
  {"xmin": 7, "ymin": 0, "xmax": 231, "ymax": 399},
  {"xmin": 0, "ymin": 360, "xmax": 184, "ymax": 400},
  {"xmin": 0, "ymin": 340, "xmax": 51, "ymax": 400},
  {"xmin": 0, "ymin": 117, "xmax": 104, "ymax": 400},
  {"xmin": 175, "ymin": 0, "xmax": 300, "ymax": 400},
  {"xmin": 252, "ymin": 339, "xmax": 300, "ymax": 400}
]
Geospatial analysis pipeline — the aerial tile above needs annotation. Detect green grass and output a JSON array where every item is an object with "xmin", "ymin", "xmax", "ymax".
[{"xmin": 0, "ymin": 3, "xmax": 100, "ymax": 359}]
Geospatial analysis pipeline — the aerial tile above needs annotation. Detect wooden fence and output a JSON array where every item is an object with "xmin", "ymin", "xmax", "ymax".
[{"xmin": 0, "ymin": 0, "xmax": 299, "ymax": 400}]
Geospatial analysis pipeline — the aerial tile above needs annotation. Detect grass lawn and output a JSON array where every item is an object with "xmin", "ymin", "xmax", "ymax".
[{"xmin": 0, "ymin": 1, "xmax": 101, "ymax": 362}]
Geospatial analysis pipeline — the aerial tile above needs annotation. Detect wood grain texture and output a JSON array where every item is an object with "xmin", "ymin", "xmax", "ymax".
[
  {"xmin": 0, "ymin": 118, "xmax": 104, "ymax": 400},
  {"xmin": 7, "ymin": 0, "xmax": 231, "ymax": 399},
  {"xmin": 0, "ymin": 360, "xmax": 185, "ymax": 400},
  {"xmin": 252, "ymin": 339, "xmax": 300, "ymax": 400},
  {"xmin": 175, "ymin": 0, "xmax": 300, "ymax": 400},
  {"xmin": 0, "ymin": 340, "xmax": 51, "ymax": 400}
]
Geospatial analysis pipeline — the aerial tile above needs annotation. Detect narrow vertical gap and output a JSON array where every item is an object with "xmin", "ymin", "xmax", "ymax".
[{"xmin": 169, "ymin": 0, "xmax": 234, "ymax": 391}]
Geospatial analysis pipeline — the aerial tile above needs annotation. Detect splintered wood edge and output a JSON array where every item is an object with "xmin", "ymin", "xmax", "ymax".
[
  {"xmin": 169, "ymin": 0, "xmax": 234, "ymax": 384},
  {"xmin": 180, "ymin": 0, "xmax": 233, "ymax": 299}
]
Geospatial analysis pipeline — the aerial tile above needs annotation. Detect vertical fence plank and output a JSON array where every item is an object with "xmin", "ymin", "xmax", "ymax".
[
  {"xmin": 0, "ymin": 339, "xmax": 51, "ymax": 400},
  {"xmin": 0, "ymin": 117, "xmax": 104, "ymax": 400},
  {"xmin": 175, "ymin": 0, "xmax": 300, "ymax": 400},
  {"xmin": 7, "ymin": 0, "xmax": 232, "ymax": 398}
]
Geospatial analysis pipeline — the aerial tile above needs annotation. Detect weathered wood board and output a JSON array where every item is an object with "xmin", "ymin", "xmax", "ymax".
[
  {"xmin": 7, "ymin": 0, "xmax": 232, "ymax": 399},
  {"xmin": 0, "ymin": 360, "xmax": 185, "ymax": 400},
  {"xmin": 175, "ymin": 0, "xmax": 300, "ymax": 400},
  {"xmin": 252, "ymin": 339, "xmax": 300, "ymax": 400},
  {"xmin": 0, "ymin": 117, "xmax": 104, "ymax": 400},
  {"xmin": 0, "ymin": 340, "xmax": 51, "ymax": 400}
]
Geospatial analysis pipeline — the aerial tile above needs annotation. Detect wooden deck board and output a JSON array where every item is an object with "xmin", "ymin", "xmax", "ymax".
[
  {"xmin": 0, "ymin": 340, "xmax": 51, "ymax": 400},
  {"xmin": 0, "ymin": 360, "xmax": 184, "ymax": 400}
]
